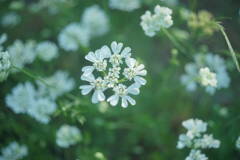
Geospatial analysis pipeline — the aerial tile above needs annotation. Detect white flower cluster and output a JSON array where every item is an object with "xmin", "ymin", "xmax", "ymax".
[
  {"xmin": 80, "ymin": 41, "xmax": 147, "ymax": 108},
  {"xmin": 7, "ymin": 40, "xmax": 36, "ymax": 71},
  {"xmin": 109, "ymin": 0, "xmax": 141, "ymax": 12},
  {"xmin": 7, "ymin": 40, "xmax": 59, "ymax": 71},
  {"xmin": 58, "ymin": 5, "xmax": 109, "ymax": 51},
  {"xmin": 199, "ymin": 67, "xmax": 217, "ymax": 87},
  {"xmin": 5, "ymin": 82, "xmax": 56, "ymax": 124},
  {"xmin": 140, "ymin": 5, "xmax": 173, "ymax": 37},
  {"xmin": 37, "ymin": 70, "xmax": 75, "ymax": 100},
  {"xmin": 0, "ymin": 51, "xmax": 11, "ymax": 82},
  {"xmin": 236, "ymin": 136, "xmax": 240, "ymax": 149},
  {"xmin": 29, "ymin": 0, "xmax": 69, "ymax": 15},
  {"xmin": 56, "ymin": 125, "xmax": 82, "ymax": 148},
  {"xmin": 177, "ymin": 119, "xmax": 220, "ymax": 160},
  {"xmin": 1, "ymin": 12, "xmax": 21, "ymax": 28},
  {"xmin": 5, "ymin": 70, "xmax": 74, "ymax": 123},
  {"xmin": 82, "ymin": 5, "xmax": 109, "ymax": 37},
  {"xmin": 181, "ymin": 53, "xmax": 230, "ymax": 94},
  {"xmin": 35, "ymin": 41, "xmax": 59, "ymax": 62},
  {"xmin": 0, "ymin": 141, "xmax": 28, "ymax": 160}
]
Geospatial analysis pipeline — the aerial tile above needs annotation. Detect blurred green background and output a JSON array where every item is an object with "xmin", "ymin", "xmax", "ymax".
[{"xmin": 0, "ymin": 0, "xmax": 240, "ymax": 159}]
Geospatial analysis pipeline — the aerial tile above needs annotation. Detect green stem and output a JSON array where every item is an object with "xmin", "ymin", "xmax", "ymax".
[
  {"xmin": 162, "ymin": 29, "xmax": 192, "ymax": 60},
  {"xmin": 217, "ymin": 23, "xmax": 240, "ymax": 72}
]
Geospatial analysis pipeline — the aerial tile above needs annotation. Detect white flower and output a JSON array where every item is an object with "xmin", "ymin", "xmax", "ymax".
[
  {"xmin": 58, "ymin": 23, "xmax": 90, "ymax": 51},
  {"xmin": 37, "ymin": 71, "xmax": 75, "ymax": 100},
  {"xmin": 177, "ymin": 134, "xmax": 192, "ymax": 149},
  {"xmin": 0, "ymin": 51, "xmax": 11, "ymax": 82},
  {"xmin": 36, "ymin": 41, "xmax": 59, "ymax": 61},
  {"xmin": 27, "ymin": 98, "xmax": 57, "ymax": 124},
  {"xmin": 182, "ymin": 119, "xmax": 207, "ymax": 139},
  {"xmin": 194, "ymin": 134, "xmax": 220, "ymax": 149},
  {"xmin": 0, "ymin": 142, "xmax": 28, "ymax": 160},
  {"xmin": 80, "ymin": 74, "xmax": 107, "ymax": 103},
  {"xmin": 109, "ymin": 0, "xmax": 141, "ymax": 12},
  {"xmin": 181, "ymin": 53, "xmax": 230, "ymax": 95},
  {"xmin": 1, "ymin": 12, "xmax": 21, "ymax": 27},
  {"xmin": 82, "ymin": 5, "xmax": 109, "ymax": 37},
  {"xmin": 7, "ymin": 40, "xmax": 36, "ymax": 71},
  {"xmin": 107, "ymin": 83, "xmax": 140, "ymax": 108},
  {"xmin": 186, "ymin": 150, "xmax": 208, "ymax": 160},
  {"xmin": 140, "ymin": 5, "xmax": 173, "ymax": 37},
  {"xmin": 109, "ymin": 41, "xmax": 131, "ymax": 66},
  {"xmin": 123, "ymin": 58, "xmax": 147, "ymax": 85},
  {"xmin": 236, "ymin": 136, "xmax": 240, "ymax": 149},
  {"xmin": 79, "ymin": 41, "xmax": 146, "ymax": 107},
  {"xmin": 6, "ymin": 82, "xmax": 36, "ymax": 114},
  {"xmin": 199, "ymin": 67, "xmax": 217, "ymax": 87},
  {"xmin": 56, "ymin": 125, "xmax": 82, "ymax": 148}
]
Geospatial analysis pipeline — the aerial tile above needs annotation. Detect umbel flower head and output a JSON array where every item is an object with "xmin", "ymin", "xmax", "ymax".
[
  {"xmin": 140, "ymin": 5, "xmax": 173, "ymax": 37},
  {"xmin": 177, "ymin": 118, "xmax": 220, "ymax": 160},
  {"xmin": 80, "ymin": 41, "xmax": 147, "ymax": 108},
  {"xmin": 0, "ymin": 141, "xmax": 28, "ymax": 160},
  {"xmin": 56, "ymin": 125, "xmax": 82, "ymax": 148},
  {"xmin": 0, "ymin": 51, "xmax": 11, "ymax": 82},
  {"xmin": 199, "ymin": 67, "xmax": 217, "ymax": 87}
]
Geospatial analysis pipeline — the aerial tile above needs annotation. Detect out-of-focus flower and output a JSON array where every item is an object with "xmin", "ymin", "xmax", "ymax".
[
  {"xmin": 0, "ymin": 34, "xmax": 7, "ymax": 49},
  {"xmin": 181, "ymin": 53, "xmax": 230, "ymax": 95},
  {"xmin": 37, "ymin": 70, "xmax": 75, "ymax": 100},
  {"xmin": 109, "ymin": 0, "xmax": 141, "ymax": 12},
  {"xmin": 6, "ymin": 82, "xmax": 57, "ymax": 124},
  {"xmin": 58, "ymin": 23, "xmax": 90, "ymax": 51},
  {"xmin": 140, "ymin": 5, "xmax": 173, "ymax": 37},
  {"xmin": 0, "ymin": 141, "xmax": 28, "ymax": 160},
  {"xmin": 177, "ymin": 118, "xmax": 220, "ymax": 160},
  {"xmin": 236, "ymin": 136, "xmax": 240, "ymax": 149},
  {"xmin": 36, "ymin": 41, "xmax": 59, "ymax": 61},
  {"xmin": 82, "ymin": 5, "xmax": 109, "ymax": 37},
  {"xmin": 80, "ymin": 41, "xmax": 146, "ymax": 108},
  {"xmin": 27, "ymin": 98, "xmax": 56, "ymax": 124},
  {"xmin": 1, "ymin": 12, "xmax": 21, "ymax": 28},
  {"xmin": 56, "ymin": 125, "xmax": 82, "ymax": 148},
  {"xmin": 188, "ymin": 10, "xmax": 218, "ymax": 36},
  {"xmin": 0, "ymin": 51, "xmax": 11, "ymax": 82},
  {"xmin": 199, "ymin": 67, "xmax": 217, "ymax": 87},
  {"xmin": 186, "ymin": 150, "xmax": 207, "ymax": 160},
  {"xmin": 7, "ymin": 40, "xmax": 37, "ymax": 71},
  {"xmin": 6, "ymin": 82, "xmax": 36, "ymax": 114}
]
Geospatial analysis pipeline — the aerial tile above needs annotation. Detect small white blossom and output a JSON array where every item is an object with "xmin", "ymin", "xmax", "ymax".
[
  {"xmin": 36, "ymin": 41, "xmax": 59, "ymax": 61},
  {"xmin": 182, "ymin": 119, "xmax": 207, "ymax": 139},
  {"xmin": 0, "ymin": 142, "xmax": 28, "ymax": 160},
  {"xmin": 181, "ymin": 53, "xmax": 230, "ymax": 95},
  {"xmin": 123, "ymin": 58, "xmax": 147, "ymax": 85},
  {"xmin": 37, "ymin": 71, "xmax": 75, "ymax": 100},
  {"xmin": 82, "ymin": 5, "xmax": 109, "ymax": 37},
  {"xmin": 1, "ymin": 12, "xmax": 21, "ymax": 28},
  {"xmin": 80, "ymin": 41, "xmax": 147, "ymax": 108},
  {"xmin": 186, "ymin": 150, "xmax": 208, "ymax": 160},
  {"xmin": 7, "ymin": 40, "xmax": 37, "ymax": 71},
  {"xmin": 107, "ymin": 83, "xmax": 140, "ymax": 108},
  {"xmin": 58, "ymin": 23, "xmax": 90, "ymax": 51},
  {"xmin": 236, "ymin": 136, "xmax": 240, "ymax": 149},
  {"xmin": 56, "ymin": 125, "xmax": 82, "ymax": 148},
  {"xmin": 0, "ymin": 51, "xmax": 11, "ymax": 82},
  {"xmin": 140, "ymin": 5, "xmax": 173, "ymax": 37},
  {"xmin": 177, "ymin": 118, "xmax": 220, "ymax": 160},
  {"xmin": 27, "ymin": 98, "xmax": 57, "ymax": 124},
  {"xmin": 199, "ymin": 67, "xmax": 217, "ymax": 87},
  {"xmin": 109, "ymin": 0, "xmax": 141, "ymax": 12},
  {"xmin": 6, "ymin": 82, "xmax": 36, "ymax": 114}
]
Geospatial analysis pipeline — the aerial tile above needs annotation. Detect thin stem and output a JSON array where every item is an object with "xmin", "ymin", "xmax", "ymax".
[
  {"xmin": 217, "ymin": 23, "xmax": 240, "ymax": 72},
  {"xmin": 161, "ymin": 29, "xmax": 192, "ymax": 60}
]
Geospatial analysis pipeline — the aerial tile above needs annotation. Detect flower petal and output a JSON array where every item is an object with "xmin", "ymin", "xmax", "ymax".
[
  {"xmin": 121, "ymin": 97, "xmax": 128, "ymax": 108},
  {"xmin": 107, "ymin": 94, "xmax": 119, "ymax": 106},
  {"xmin": 126, "ymin": 96, "xmax": 136, "ymax": 105},
  {"xmin": 134, "ymin": 76, "xmax": 147, "ymax": 85},
  {"xmin": 79, "ymin": 85, "xmax": 94, "ymax": 95},
  {"xmin": 85, "ymin": 51, "xmax": 97, "ymax": 62},
  {"xmin": 101, "ymin": 45, "xmax": 111, "ymax": 58},
  {"xmin": 125, "ymin": 58, "xmax": 136, "ymax": 68}
]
